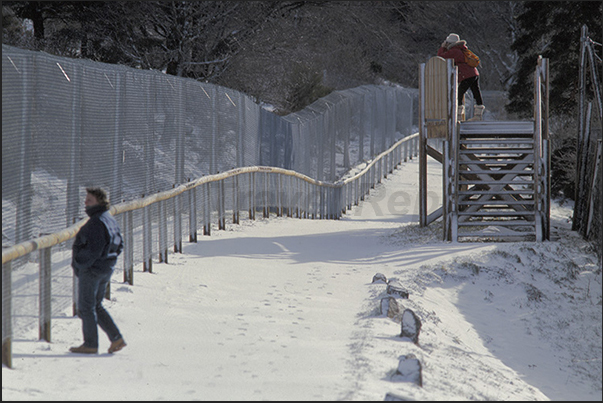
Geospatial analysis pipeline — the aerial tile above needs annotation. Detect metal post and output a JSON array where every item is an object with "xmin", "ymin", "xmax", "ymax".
[
  {"xmin": 123, "ymin": 211, "xmax": 134, "ymax": 284},
  {"xmin": 143, "ymin": 204, "xmax": 152, "ymax": 272},
  {"xmin": 211, "ymin": 87, "xmax": 217, "ymax": 175},
  {"xmin": 158, "ymin": 200, "xmax": 168, "ymax": 263},
  {"xmin": 543, "ymin": 139, "xmax": 551, "ymax": 241},
  {"xmin": 111, "ymin": 73, "xmax": 124, "ymax": 205},
  {"xmin": 204, "ymin": 182, "xmax": 211, "ymax": 235},
  {"xmin": 174, "ymin": 193, "xmax": 182, "ymax": 252},
  {"xmin": 39, "ymin": 247, "xmax": 51, "ymax": 342},
  {"xmin": 2, "ymin": 262, "xmax": 12, "ymax": 368},
  {"xmin": 443, "ymin": 141, "xmax": 450, "ymax": 241},
  {"xmin": 66, "ymin": 64, "xmax": 80, "ymax": 230},
  {"xmin": 189, "ymin": 188, "xmax": 198, "ymax": 242},
  {"xmin": 218, "ymin": 180, "xmax": 225, "ymax": 230},
  {"xmin": 419, "ymin": 63, "xmax": 427, "ymax": 227},
  {"xmin": 264, "ymin": 172, "xmax": 269, "ymax": 218},
  {"xmin": 250, "ymin": 172, "xmax": 256, "ymax": 220},
  {"xmin": 233, "ymin": 176, "xmax": 240, "ymax": 225}
]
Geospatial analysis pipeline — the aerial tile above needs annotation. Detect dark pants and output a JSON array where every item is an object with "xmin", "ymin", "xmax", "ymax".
[
  {"xmin": 77, "ymin": 267, "xmax": 122, "ymax": 348},
  {"xmin": 458, "ymin": 76, "xmax": 483, "ymax": 106}
]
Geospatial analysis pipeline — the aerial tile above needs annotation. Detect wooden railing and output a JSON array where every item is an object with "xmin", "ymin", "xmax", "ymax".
[{"xmin": 2, "ymin": 132, "xmax": 419, "ymax": 368}]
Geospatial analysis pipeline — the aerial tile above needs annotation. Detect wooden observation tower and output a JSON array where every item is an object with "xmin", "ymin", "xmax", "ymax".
[{"xmin": 418, "ymin": 56, "xmax": 551, "ymax": 242}]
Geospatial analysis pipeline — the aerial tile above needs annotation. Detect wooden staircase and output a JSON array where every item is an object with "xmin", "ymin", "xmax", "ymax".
[{"xmin": 454, "ymin": 121, "xmax": 541, "ymax": 241}]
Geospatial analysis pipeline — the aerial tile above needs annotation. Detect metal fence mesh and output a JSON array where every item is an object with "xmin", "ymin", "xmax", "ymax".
[
  {"xmin": 2, "ymin": 44, "xmax": 417, "ymax": 252},
  {"xmin": 3, "ymin": 44, "xmax": 418, "ymax": 349}
]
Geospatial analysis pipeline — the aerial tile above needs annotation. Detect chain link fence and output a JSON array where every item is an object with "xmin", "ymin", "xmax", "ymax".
[
  {"xmin": 3, "ymin": 44, "xmax": 417, "ymax": 252},
  {"xmin": 2, "ymin": 44, "xmax": 418, "ymax": 364}
]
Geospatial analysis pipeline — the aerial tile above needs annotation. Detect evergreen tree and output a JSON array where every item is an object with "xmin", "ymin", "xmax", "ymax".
[{"xmin": 507, "ymin": 1, "xmax": 602, "ymax": 118}]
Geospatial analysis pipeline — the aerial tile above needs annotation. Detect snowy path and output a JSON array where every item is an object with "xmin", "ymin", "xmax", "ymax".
[{"xmin": 3, "ymin": 158, "xmax": 601, "ymax": 401}]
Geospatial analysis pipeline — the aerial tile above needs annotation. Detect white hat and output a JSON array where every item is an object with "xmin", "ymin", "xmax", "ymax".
[{"xmin": 446, "ymin": 33, "xmax": 460, "ymax": 44}]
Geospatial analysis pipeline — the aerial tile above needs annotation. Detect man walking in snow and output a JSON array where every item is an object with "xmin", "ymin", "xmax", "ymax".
[
  {"xmin": 70, "ymin": 187, "xmax": 126, "ymax": 354},
  {"xmin": 438, "ymin": 33, "xmax": 485, "ymax": 121}
]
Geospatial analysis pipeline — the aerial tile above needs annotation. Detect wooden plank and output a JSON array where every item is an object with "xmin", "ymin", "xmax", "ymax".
[
  {"xmin": 426, "ymin": 206, "xmax": 443, "ymax": 225},
  {"xmin": 426, "ymin": 144, "xmax": 443, "ymax": 163},
  {"xmin": 425, "ymin": 57, "xmax": 448, "ymax": 139}
]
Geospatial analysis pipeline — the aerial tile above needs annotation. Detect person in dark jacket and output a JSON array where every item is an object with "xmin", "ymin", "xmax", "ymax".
[
  {"xmin": 70, "ymin": 187, "xmax": 126, "ymax": 354},
  {"xmin": 437, "ymin": 33, "xmax": 485, "ymax": 121}
]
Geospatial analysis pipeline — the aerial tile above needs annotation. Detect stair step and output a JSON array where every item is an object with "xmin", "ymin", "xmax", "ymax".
[
  {"xmin": 458, "ymin": 200, "xmax": 535, "ymax": 206},
  {"xmin": 459, "ymin": 121, "xmax": 534, "ymax": 136},
  {"xmin": 459, "ymin": 180, "xmax": 534, "ymax": 185},
  {"xmin": 457, "ymin": 232, "xmax": 536, "ymax": 240},
  {"xmin": 458, "ymin": 190, "xmax": 534, "ymax": 195},
  {"xmin": 460, "ymin": 139, "xmax": 535, "ymax": 145},
  {"xmin": 457, "ymin": 220, "xmax": 536, "ymax": 226},
  {"xmin": 460, "ymin": 155, "xmax": 534, "ymax": 160},
  {"xmin": 459, "ymin": 157, "xmax": 535, "ymax": 164},
  {"xmin": 459, "ymin": 148, "xmax": 534, "ymax": 154},
  {"xmin": 458, "ymin": 211, "xmax": 536, "ymax": 216},
  {"xmin": 459, "ymin": 191, "xmax": 535, "ymax": 196},
  {"xmin": 458, "ymin": 169, "xmax": 534, "ymax": 175}
]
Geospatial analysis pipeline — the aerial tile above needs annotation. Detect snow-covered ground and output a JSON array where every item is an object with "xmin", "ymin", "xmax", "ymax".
[{"xmin": 2, "ymin": 157, "xmax": 601, "ymax": 401}]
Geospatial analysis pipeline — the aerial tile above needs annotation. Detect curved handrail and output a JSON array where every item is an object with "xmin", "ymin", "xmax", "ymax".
[{"xmin": 2, "ymin": 133, "xmax": 419, "ymax": 265}]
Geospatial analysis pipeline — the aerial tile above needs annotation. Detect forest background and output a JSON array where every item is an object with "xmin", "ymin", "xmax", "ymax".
[{"xmin": 3, "ymin": 0, "xmax": 602, "ymax": 253}]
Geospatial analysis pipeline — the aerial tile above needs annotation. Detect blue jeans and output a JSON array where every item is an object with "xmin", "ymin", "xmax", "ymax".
[{"xmin": 77, "ymin": 267, "xmax": 122, "ymax": 348}]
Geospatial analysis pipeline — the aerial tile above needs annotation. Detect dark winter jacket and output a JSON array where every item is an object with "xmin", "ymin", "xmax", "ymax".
[
  {"xmin": 437, "ymin": 42, "xmax": 479, "ymax": 83},
  {"xmin": 72, "ymin": 204, "xmax": 123, "ymax": 275}
]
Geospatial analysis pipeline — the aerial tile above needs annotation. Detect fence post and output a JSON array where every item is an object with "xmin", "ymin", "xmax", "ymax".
[
  {"xmin": 174, "ymin": 193, "xmax": 183, "ymax": 252},
  {"xmin": 2, "ymin": 262, "xmax": 13, "ymax": 368},
  {"xmin": 66, "ymin": 64, "xmax": 81, "ymax": 231},
  {"xmin": 204, "ymin": 182, "xmax": 211, "ymax": 235},
  {"xmin": 233, "ymin": 176, "xmax": 240, "ymax": 224},
  {"xmin": 443, "ymin": 141, "xmax": 450, "ymax": 241},
  {"xmin": 39, "ymin": 247, "xmax": 51, "ymax": 342},
  {"xmin": 287, "ymin": 176, "xmax": 293, "ymax": 218},
  {"xmin": 123, "ymin": 211, "xmax": 134, "ymax": 284},
  {"xmin": 189, "ymin": 188, "xmax": 198, "ymax": 242},
  {"xmin": 277, "ymin": 175, "xmax": 283, "ymax": 217},
  {"xmin": 264, "ymin": 172, "xmax": 269, "ymax": 218},
  {"xmin": 158, "ymin": 200, "xmax": 168, "ymax": 263},
  {"xmin": 143, "ymin": 204, "xmax": 152, "ymax": 272},
  {"xmin": 218, "ymin": 181, "xmax": 226, "ymax": 230},
  {"xmin": 250, "ymin": 172, "xmax": 256, "ymax": 220}
]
